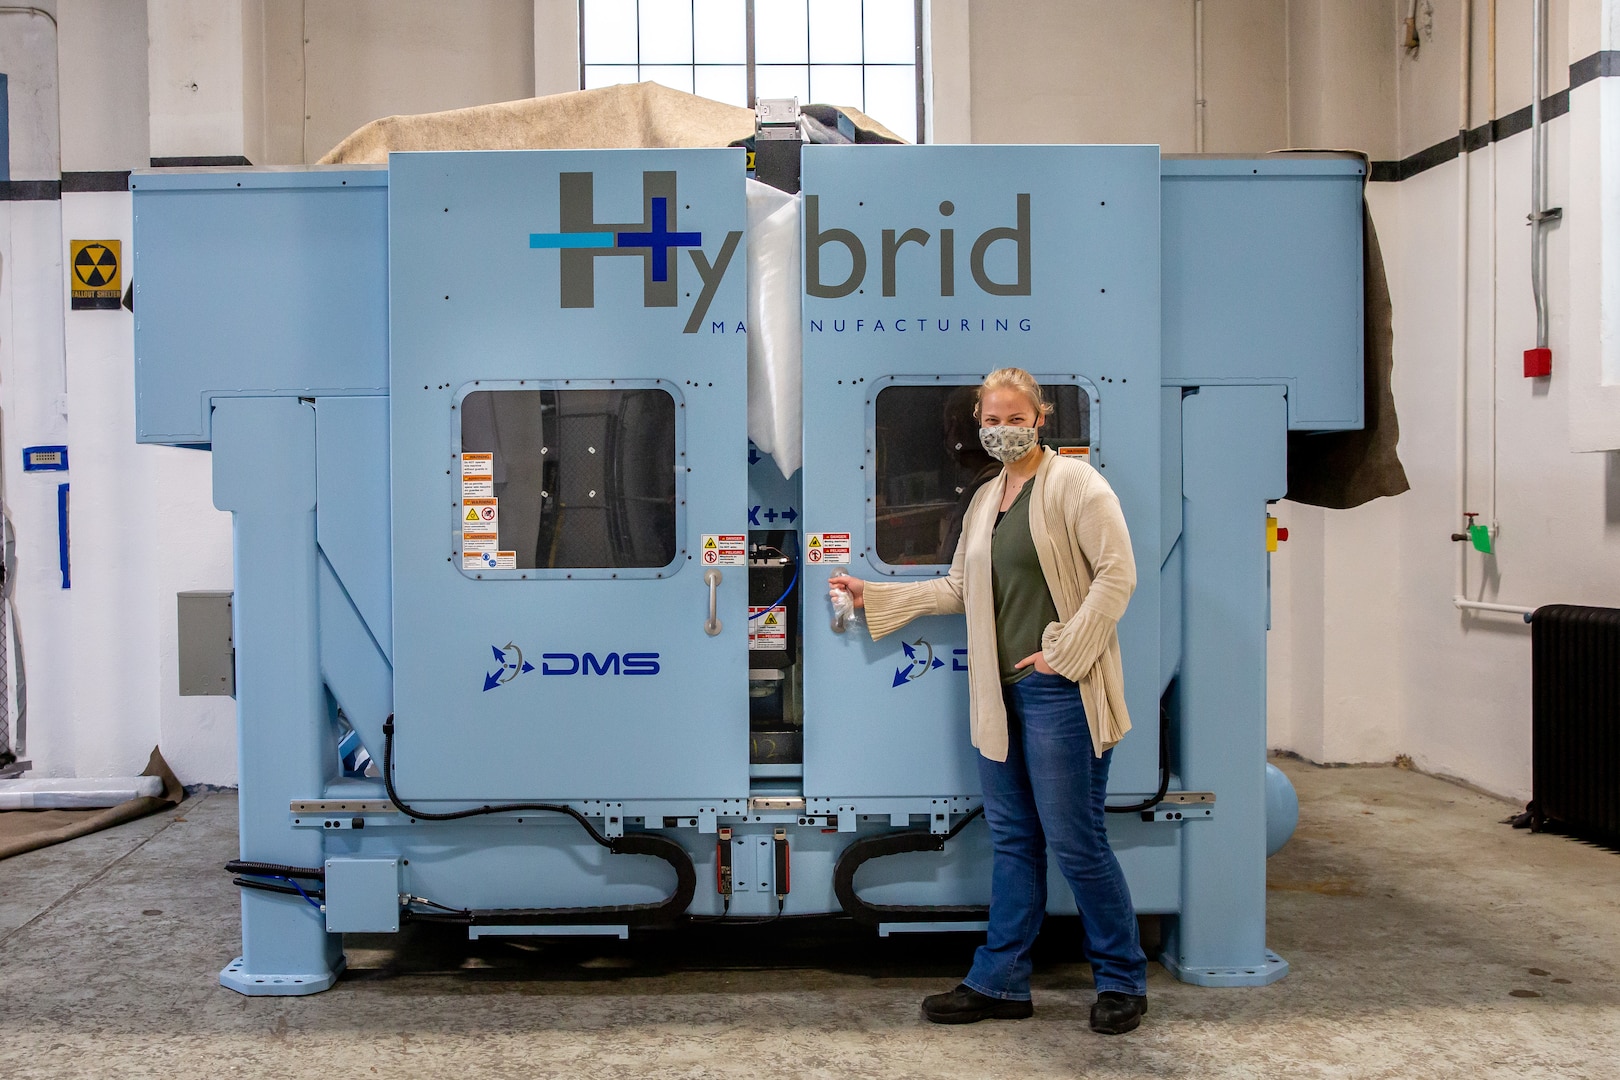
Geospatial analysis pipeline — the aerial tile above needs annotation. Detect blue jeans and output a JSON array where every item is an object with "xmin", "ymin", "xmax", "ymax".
[{"xmin": 963, "ymin": 670, "xmax": 1148, "ymax": 1000}]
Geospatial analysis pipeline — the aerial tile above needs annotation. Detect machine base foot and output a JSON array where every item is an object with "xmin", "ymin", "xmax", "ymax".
[
  {"xmin": 219, "ymin": 955, "xmax": 346, "ymax": 996},
  {"xmin": 1159, "ymin": 948, "xmax": 1288, "ymax": 987}
]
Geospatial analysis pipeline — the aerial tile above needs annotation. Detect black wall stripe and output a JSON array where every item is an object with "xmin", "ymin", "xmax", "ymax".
[
  {"xmin": 0, "ymin": 180, "xmax": 61, "ymax": 201},
  {"xmin": 5, "ymin": 54, "xmax": 1619, "ymax": 199},
  {"xmin": 149, "ymin": 155, "xmax": 253, "ymax": 168},
  {"xmin": 61, "ymin": 171, "xmax": 132, "ymax": 193},
  {"xmin": 1370, "ymin": 49, "xmax": 1617, "ymax": 182}
]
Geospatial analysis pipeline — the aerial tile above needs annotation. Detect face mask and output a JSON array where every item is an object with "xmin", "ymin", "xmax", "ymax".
[{"xmin": 978, "ymin": 425, "xmax": 1040, "ymax": 463}]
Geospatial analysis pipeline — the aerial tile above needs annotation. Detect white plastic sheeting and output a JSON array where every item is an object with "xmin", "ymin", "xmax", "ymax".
[
  {"xmin": 744, "ymin": 179, "xmax": 803, "ymax": 479},
  {"xmin": 0, "ymin": 775, "xmax": 163, "ymax": 809}
]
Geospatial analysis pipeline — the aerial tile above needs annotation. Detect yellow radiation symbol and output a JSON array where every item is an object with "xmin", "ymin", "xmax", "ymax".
[
  {"xmin": 72, "ymin": 241, "xmax": 120, "ymax": 290},
  {"xmin": 465, "ymin": 508, "xmax": 480, "ymax": 522}
]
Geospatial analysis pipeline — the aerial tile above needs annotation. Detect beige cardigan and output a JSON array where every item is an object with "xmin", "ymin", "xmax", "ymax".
[{"xmin": 863, "ymin": 448, "xmax": 1136, "ymax": 761}]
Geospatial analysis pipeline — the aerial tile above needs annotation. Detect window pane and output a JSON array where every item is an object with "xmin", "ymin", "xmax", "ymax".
[
  {"xmin": 861, "ymin": 0, "xmax": 915, "ymax": 64},
  {"xmin": 641, "ymin": 64, "xmax": 696, "ymax": 93},
  {"xmin": 861, "ymin": 64, "xmax": 915, "ymax": 141},
  {"xmin": 694, "ymin": 64, "xmax": 749, "ymax": 106},
  {"xmin": 810, "ymin": 64, "xmax": 864, "ymax": 108},
  {"xmin": 754, "ymin": 64, "xmax": 810, "ymax": 104},
  {"xmin": 754, "ymin": 0, "xmax": 809, "ymax": 64},
  {"xmin": 585, "ymin": 64, "xmax": 641, "ymax": 89},
  {"xmin": 461, "ymin": 389, "xmax": 678, "ymax": 571},
  {"xmin": 693, "ymin": 0, "xmax": 746, "ymax": 63},
  {"xmin": 583, "ymin": 0, "xmax": 639, "ymax": 64},
  {"xmin": 873, "ymin": 383, "xmax": 1087, "ymax": 565},
  {"xmin": 639, "ymin": 0, "xmax": 694, "ymax": 64},
  {"xmin": 808, "ymin": 0, "xmax": 863, "ymax": 63}
]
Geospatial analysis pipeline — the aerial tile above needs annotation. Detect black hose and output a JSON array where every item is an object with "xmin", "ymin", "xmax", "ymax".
[
  {"xmin": 832, "ymin": 806, "xmax": 987, "ymax": 928},
  {"xmin": 380, "ymin": 716, "xmax": 696, "ymax": 927},
  {"xmin": 1104, "ymin": 700, "xmax": 1171, "ymax": 814},
  {"xmin": 232, "ymin": 875, "xmax": 325, "ymax": 900},
  {"xmin": 226, "ymin": 860, "xmax": 325, "ymax": 880}
]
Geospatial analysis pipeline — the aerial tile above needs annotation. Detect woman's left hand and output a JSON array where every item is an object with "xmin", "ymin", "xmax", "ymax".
[{"xmin": 1014, "ymin": 651, "xmax": 1058, "ymax": 676}]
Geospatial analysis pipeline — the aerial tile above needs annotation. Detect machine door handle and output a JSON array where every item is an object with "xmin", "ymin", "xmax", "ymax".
[{"xmin": 703, "ymin": 568, "xmax": 723, "ymax": 636}]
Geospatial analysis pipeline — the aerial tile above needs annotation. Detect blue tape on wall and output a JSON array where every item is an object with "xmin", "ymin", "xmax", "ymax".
[
  {"xmin": 57, "ymin": 482, "xmax": 70, "ymax": 590},
  {"xmin": 22, "ymin": 445, "xmax": 68, "ymax": 471}
]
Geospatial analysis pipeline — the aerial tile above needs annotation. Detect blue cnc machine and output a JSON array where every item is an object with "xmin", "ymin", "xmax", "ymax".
[{"xmin": 129, "ymin": 143, "xmax": 1363, "ymax": 995}]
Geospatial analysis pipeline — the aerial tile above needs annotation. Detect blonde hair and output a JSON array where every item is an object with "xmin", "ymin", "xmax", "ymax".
[{"xmin": 974, "ymin": 367, "xmax": 1053, "ymax": 420}]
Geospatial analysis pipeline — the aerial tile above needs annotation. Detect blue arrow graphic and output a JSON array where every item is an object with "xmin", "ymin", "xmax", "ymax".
[
  {"xmin": 931, "ymin": 656, "xmax": 945, "ymax": 669},
  {"xmin": 521, "ymin": 661, "xmax": 535, "ymax": 673},
  {"xmin": 893, "ymin": 664, "xmax": 916, "ymax": 687},
  {"xmin": 901, "ymin": 641, "xmax": 916, "ymax": 660},
  {"xmin": 483, "ymin": 671, "xmax": 502, "ymax": 692},
  {"xmin": 491, "ymin": 645, "xmax": 506, "ymax": 664},
  {"xmin": 782, "ymin": 507, "xmax": 798, "ymax": 523},
  {"xmin": 748, "ymin": 446, "xmax": 762, "ymax": 465}
]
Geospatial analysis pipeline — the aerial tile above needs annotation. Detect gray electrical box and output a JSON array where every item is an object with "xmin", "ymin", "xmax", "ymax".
[{"xmin": 177, "ymin": 590, "xmax": 234, "ymax": 696}]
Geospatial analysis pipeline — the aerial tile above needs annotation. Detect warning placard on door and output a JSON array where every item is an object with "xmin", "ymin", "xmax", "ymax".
[
  {"xmin": 461, "ymin": 453, "xmax": 495, "ymax": 498},
  {"xmin": 463, "ymin": 498, "xmax": 498, "ymax": 536},
  {"xmin": 805, "ymin": 532, "xmax": 850, "ymax": 565},
  {"xmin": 700, "ymin": 533, "xmax": 746, "ymax": 566},
  {"xmin": 463, "ymin": 534, "xmax": 496, "ymax": 555},
  {"xmin": 748, "ymin": 606, "xmax": 788, "ymax": 651},
  {"xmin": 70, "ymin": 240, "xmax": 122, "ymax": 310},
  {"xmin": 462, "ymin": 547, "xmax": 517, "ymax": 571}
]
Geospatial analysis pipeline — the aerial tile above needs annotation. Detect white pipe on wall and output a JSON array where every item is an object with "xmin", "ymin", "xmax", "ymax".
[
  {"xmin": 1454, "ymin": 0, "xmax": 1473, "ymax": 606},
  {"xmin": 1193, "ymin": 0, "xmax": 1205, "ymax": 153}
]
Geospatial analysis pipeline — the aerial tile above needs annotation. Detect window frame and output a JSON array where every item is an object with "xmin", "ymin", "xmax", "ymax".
[
  {"xmin": 864, "ymin": 373, "xmax": 1102, "ymax": 578},
  {"xmin": 452, "ymin": 378, "xmax": 687, "ymax": 581},
  {"xmin": 578, "ymin": 0, "xmax": 927, "ymax": 143}
]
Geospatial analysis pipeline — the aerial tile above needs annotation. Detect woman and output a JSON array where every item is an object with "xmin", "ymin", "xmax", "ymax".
[{"xmin": 829, "ymin": 367, "xmax": 1149, "ymax": 1035}]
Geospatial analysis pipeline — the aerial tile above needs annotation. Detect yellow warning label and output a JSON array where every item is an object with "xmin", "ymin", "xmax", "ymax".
[
  {"xmin": 808, "ymin": 536, "xmax": 821, "ymax": 547},
  {"xmin": 746, "ymin": 150, "xmax": 757, "ymax": 171},
  {"xmin": 70, "ymin": 240, "xmax": 122, "ymax": 310},
  {"xmin": 704, "ymin": 536, "xmax": 717, "ymax": 549},
  {"xmin": 465, "ymin": 508, "xmax": 480, "ymax": 522}
]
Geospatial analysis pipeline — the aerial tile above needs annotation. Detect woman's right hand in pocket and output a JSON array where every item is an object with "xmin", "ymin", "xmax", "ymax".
[{"xmin": 828, "ymin": 574, "xmax": 865, "ymax": 608}]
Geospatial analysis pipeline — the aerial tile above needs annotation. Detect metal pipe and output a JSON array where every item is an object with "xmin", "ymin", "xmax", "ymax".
[
  {"xmin": 1454, "ymin": 0, "xmax": 1473, "ymax": 606},
  {"xmin": 1530, "ymin": 0, "xmax": 1548, "ymax": 348},
  {"xmin": 1453, "ymin": 598, "xmax": 1534, "ymax": 622},
  {"xmin": 1193, "ymin": 0, "xmax": 1205, "ymax": 153},
  {"xmin": 1488, "ymin": 0, "xmax": 1499, "ymax": 530}
]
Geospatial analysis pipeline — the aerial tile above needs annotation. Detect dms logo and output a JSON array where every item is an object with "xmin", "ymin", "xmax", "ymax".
[
  {"xmin": 529, "ymin": 171, "xmax": 742, "ymax": 334},
  {"xmin": 541, "ymin": 651, "xmax": 661, "ymax": 676}
]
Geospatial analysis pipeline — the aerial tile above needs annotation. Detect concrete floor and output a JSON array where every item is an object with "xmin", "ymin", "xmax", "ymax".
[{"xmin": 0, "ymin": 758, "xmax": 1615, "ymax": 1079}]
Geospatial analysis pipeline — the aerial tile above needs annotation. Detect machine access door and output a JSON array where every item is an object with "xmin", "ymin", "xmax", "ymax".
[
  {"xmin": 800, "ymin": 145, "xmax": 1164, "ymax": 800},
  {"xmin": 388, "ymin": 149, "xmax": 750, "ymax": 801}
]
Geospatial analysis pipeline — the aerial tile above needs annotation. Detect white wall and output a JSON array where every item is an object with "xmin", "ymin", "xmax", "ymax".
[
  {"xmin": 11, "ymin": 0, "xmax": 1620, "ymax": 795},
  {"xmin": 1267, "ymin": 0, "xmax": 1620, "ymax": 800}
]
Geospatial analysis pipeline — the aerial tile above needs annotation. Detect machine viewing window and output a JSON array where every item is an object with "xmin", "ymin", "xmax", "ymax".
[
  {"xmin": 460, "ymin": 388, "xmax": 677, "ymax": 570},
  {"xmin": 874, "ymin": 381, "xmax": 1089, "ymax": 566}
]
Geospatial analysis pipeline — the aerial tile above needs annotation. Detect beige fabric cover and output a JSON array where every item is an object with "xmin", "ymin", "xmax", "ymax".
[
  {"xmin": 862, "ymin": 449, "xmax": 1135, "ymax": 762},
  {"xmin": 319, "ymin": 82, "xmax": 902, "ymax": 164}
]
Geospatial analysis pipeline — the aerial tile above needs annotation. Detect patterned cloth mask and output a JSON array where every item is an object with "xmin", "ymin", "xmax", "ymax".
[{"xmin": 978, "ymin": 425, "xmax": 1040, "ymax": 463}]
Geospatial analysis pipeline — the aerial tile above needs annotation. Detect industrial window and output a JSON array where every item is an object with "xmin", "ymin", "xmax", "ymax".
[
  {"xmin": 872, "ymin": 381, "xmax": 1090, "ymax": 566},
  {"xmin": 580, "ymin": 0, "xmax": 924, "ymax": 143},
  {"xmin": 459, "ymin": 388, "xmax": 678, "ymax": 571}
]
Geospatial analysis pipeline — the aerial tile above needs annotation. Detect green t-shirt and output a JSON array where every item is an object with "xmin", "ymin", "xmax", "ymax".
[{"xmin": 992, "ymin": 481, "xmax": 1061, "ymax": 684}]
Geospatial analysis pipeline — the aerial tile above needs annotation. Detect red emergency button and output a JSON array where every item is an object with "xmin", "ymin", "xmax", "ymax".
[{"xmin": 1276, "ymin": 527, "xmax": 1289, "ymax": 542}]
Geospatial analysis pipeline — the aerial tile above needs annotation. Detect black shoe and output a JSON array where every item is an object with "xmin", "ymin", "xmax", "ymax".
[
  {"xmin": 920, "ymin": 983, "xmax": 1034, "ymax": 1024},
  {"xmin": 1089, "ymin": 991, "xmax": 1148, "ymax": 1034}
]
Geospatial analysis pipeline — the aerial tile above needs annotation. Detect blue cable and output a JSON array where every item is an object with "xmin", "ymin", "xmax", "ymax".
[
  {"xmin": 277, "ymin": 875, "xmax": 323, "ymax": 912},
  {"xmin": 748, "ymin": 564, "xmax": 799, "ymax": 619}
]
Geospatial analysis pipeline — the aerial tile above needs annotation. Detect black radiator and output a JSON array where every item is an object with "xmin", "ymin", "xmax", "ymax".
[{"xmin": 1529, "ymin": 604, "xmax": 1620, "ymax": 843}]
